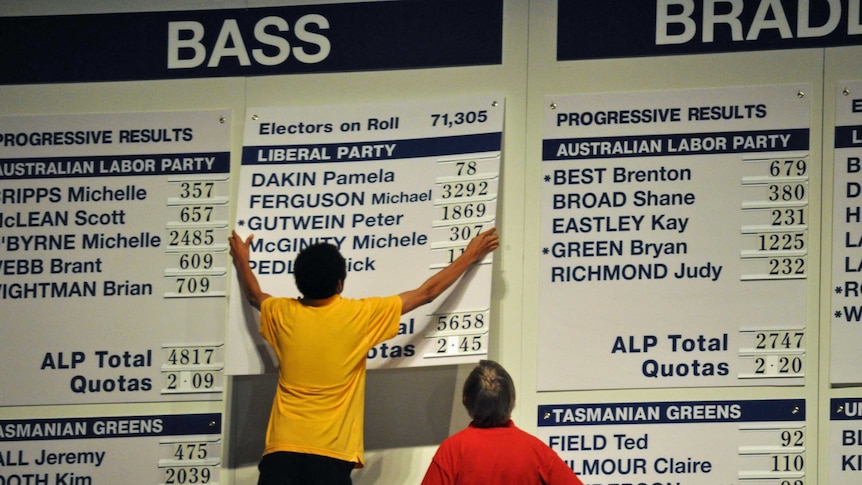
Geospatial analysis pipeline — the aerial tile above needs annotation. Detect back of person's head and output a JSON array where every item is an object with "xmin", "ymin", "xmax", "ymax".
[
  {"xmin": 462, "ymin": 360, "xmax": 515, "ymax": 428},
  {"xmin": 293, "ymin": 243, "xmax": 347, "ymax": 299}
]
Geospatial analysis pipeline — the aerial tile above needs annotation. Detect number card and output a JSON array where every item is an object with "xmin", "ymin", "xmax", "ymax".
[
  {"xmin": 830, "ymin": 397, "xmax": 862, "ymax": 484},
  {"xmin": 538, "ymin": 85, "xmax": 812, "ymax": 390},
  {"xmin": 0, "ymin": 413, "xmax": 221, "ymax": 484},
  {"xmin": 0, "ymin": 111, "xmax": 230, "ymax": 405},
  {"xmin": 831, "ymin": 81, "xmax": 862, "ymax": 385},
  {"xmin": 537, "ymin": 399, "xmax": 806, "ymax": 485},
  {"xmin": 226, "ymin": 96, "xmax": 503, "ymax": 374}
]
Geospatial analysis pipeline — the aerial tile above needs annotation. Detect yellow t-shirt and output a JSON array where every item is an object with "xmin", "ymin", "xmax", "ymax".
[{"xmin": 259, "ymin": 294, "xmax": 402, "ymax": 467}]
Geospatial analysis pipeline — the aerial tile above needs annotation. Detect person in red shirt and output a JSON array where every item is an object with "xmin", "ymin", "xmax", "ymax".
[{"xmin": 422, "ymin": 360, "xmax": 584, "ymax": 485}]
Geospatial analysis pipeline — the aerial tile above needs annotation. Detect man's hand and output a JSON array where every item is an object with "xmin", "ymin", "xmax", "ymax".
[
  {"xmin": 461, "ymin": 227, "xmax": 500, "ymax": 264},
  {"xmin": 229, "ymin": 230, "xmax": 254, "ymax": 265},
  {"xmin": 398, "ymin": 227, "xmax": 500, "ymax": 315},
  {"xmin": 228, "ymin": 230, "xmax": 271, "ymax": 310}
]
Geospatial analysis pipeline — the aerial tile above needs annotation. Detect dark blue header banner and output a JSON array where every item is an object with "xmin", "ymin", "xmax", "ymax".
[
  {"xmin": 543, "ymin": 128, "xmax": 810, "ymax": 161},
  {"xmin": 836, "ymin": 125, "xmax": 862, "ymax": 148},
  {"xmin": 831, "ymin": 398, "xmax": 862, "ymax": 420},
  {"xmin": 0, "ymin": 0, "xmax": 503, "ymax": 85},
  {"xmin": 0, "ymin": 152, "xmax": 230, "ymax": 180},
  {"xmin": 0, "ymin": 414, "xmax": 221, "ymax": 441},
  {"xmin": 242, "ymin": 133, "xmax": 503, "ymax": 165},
  {"xmin": 558, "ymin": 0, "xmax": 862, "ymax": 60},
  {"xmin": 538, "ymin": 399, "xmax": 806, "ymax": 427}
]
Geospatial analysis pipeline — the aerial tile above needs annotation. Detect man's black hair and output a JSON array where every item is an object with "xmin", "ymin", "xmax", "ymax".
[{"xmin": 293, "ymin": 243, "xmax": 347, "ymax": 299}]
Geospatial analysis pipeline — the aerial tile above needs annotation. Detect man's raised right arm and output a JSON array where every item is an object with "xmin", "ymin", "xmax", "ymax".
[
  {"xmin": 229, "ymin": 230, "xmax": 272, "ymax": 311},
  {"xmin": 398, "ymin": 227, "xmax": 499, "ymax": 315}
]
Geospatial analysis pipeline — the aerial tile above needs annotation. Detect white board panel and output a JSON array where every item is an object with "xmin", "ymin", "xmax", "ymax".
[
  {"xmin": 830, "ymin": 80, "xmax": 862, "ymax": 385},
  {"xmin": 538, "ymin": 85, "xmax": 813, "ymax": 390},
  {"xmin": 226, "ymin": 96, "xmax": 504, "ymax": 374},
  {"xmin": 0, "ymin": 413, "xmax": 221, "ymax": 484},
  {"xmin": 538, "ymin": 399, "xmax": 807, "ymax": 485},
  {"xmin": 0, "ymin": 110, "xmax": 231, "ymax": 405},
  {"xmin": 830, "ymin": 396, "xmax": 862, "ymax": 484}
]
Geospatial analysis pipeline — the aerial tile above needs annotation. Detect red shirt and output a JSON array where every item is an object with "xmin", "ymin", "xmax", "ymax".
[{"xmin": 422, "ymin": 421, "xmax": 584, "ymax": 485}]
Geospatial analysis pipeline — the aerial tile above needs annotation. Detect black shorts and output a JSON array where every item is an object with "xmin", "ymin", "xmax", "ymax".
[{"xmin": 257, "ymin": 451, "xmax": 355, "ymax": 485}]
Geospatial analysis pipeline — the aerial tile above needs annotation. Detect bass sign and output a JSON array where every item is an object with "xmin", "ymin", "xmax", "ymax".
[{"xmin": 168, "ymin": 14, "xmax": 331, "ymax": 69}]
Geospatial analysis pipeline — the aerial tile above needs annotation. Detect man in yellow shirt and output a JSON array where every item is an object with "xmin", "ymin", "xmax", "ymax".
[{"xmin": 229, "ymin": 228, "xmax": 499, "ymax": 485}]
